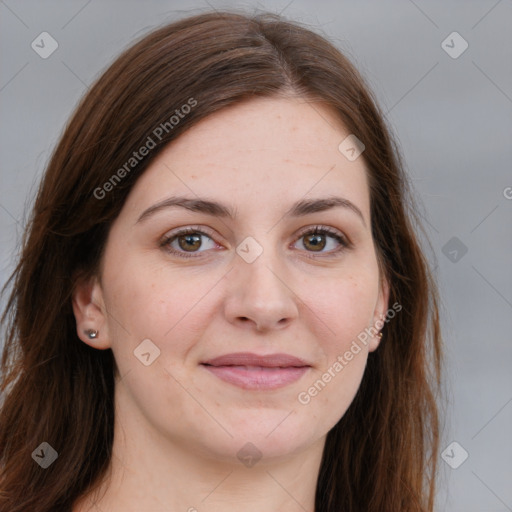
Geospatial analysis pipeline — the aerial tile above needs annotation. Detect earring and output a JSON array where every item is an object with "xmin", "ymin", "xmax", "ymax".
[
  {"xmin": 377, "ymin": 332, "xmax": 383, "ymax": 339},
  {"xmin": 84, "ymin": 329, "xmax": 99, "ymax": 339}
]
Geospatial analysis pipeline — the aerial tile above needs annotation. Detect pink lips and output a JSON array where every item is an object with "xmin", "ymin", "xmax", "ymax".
[{"xmin": 200, "ymin": 352, "xmax": 311, "ymax": 390}]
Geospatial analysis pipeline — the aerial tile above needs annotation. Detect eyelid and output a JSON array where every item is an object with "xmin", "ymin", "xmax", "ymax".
[
  {"xmin": 293, "ymin": 224, "xmax": 350, "ymax": 245},
  {"xmin": 163, "ymin": 224, "xmax": 218, "ymax": 239}
]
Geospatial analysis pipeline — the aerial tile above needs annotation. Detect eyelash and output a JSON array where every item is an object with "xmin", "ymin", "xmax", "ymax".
[{"xmin": 160, "ymin": 225, "xmax": 352, "ymax": 260}]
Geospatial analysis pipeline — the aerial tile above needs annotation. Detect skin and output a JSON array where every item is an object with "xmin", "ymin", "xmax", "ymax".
[{"xmin": 72, "ymin": 95, "xmax": 389, "ymax": 512}]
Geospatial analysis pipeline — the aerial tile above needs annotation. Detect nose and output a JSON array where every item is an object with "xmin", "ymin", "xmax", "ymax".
[{"xmin": 223, "ymin": 249, "xmax": 299, "ymax": 333}]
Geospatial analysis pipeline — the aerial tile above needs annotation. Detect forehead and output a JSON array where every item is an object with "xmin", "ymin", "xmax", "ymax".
[{"xmin": 122, "ymin": 96, "xmax": 370, "ymax": 222}]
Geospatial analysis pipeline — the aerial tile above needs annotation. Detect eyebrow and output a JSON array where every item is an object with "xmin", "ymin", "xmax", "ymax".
[{"xmin": 136, "ymin": 195, "xmax": 366, "ymax": 227}]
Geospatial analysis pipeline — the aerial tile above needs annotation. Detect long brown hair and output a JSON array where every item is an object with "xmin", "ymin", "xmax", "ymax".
[{"xmin": 0, "ymin": 10, "xmax": 442, "ymax": 511}]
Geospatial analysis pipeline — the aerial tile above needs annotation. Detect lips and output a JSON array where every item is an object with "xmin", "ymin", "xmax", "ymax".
[
  {"xmin": 201, "ymin": 352, "xmax": 310, "ymax": 368},
  {"xmin": 200, "ymin": 352, "xmax": 311, "ymax": 390}
]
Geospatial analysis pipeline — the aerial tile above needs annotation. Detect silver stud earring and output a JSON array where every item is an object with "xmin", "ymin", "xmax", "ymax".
[{"xmin": 84, "ymin": 329, "xmax": 99, "ymax": 339}]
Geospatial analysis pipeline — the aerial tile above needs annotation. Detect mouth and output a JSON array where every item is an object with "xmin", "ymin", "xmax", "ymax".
[{"xmin": 200, "ymin": 352, "xmax": 311, "ymax": 390}]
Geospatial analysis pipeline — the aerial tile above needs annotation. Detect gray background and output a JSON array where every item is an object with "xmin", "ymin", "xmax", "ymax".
[{"xmin": 1, "ymin": 1, "xmax": 511, "ymax": 510}]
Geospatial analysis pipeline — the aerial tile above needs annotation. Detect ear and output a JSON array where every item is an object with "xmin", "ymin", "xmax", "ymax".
[
  {"xmin": 368, "ymin": 276, "xmax": 390, "ymax": 353},
  {"xmin": 72, "ymin": 273, "xmax": 111, "ymax": 350}
]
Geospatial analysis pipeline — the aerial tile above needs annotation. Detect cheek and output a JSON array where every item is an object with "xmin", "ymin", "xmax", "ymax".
[
  {"xmin": 101, "ymin": 250, "xmax": 228, "ymax": 380},
  {"xmin": 292, "ymin": 266, "xmax": 379, "ymax": 421},
  {"xmin": 101, "ymin": 266, "xmax": 216, "ymax": 422},
  {"xmin": 301, "ymin": 268, "xmax": 379, "ymax": 351},
  {"xmin": 104, "ymin": 269, "xmax": 209, "ymax": 343}
]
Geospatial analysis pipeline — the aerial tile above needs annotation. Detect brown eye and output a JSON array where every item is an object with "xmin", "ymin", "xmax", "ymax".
[
  {"xmin": 177, "ymin": 233, "xmax": 202, "ymax": 252},
  {"xmin": 302, "ymin": 232, "xmax": 327, "ymax": 252},
  {"xmin": 161, "ymin": 227, "xmax": 218, "ymax": 259},
  {"xmin": 294, "ymin": 226, "xmax": 350, "ymax": 257}
]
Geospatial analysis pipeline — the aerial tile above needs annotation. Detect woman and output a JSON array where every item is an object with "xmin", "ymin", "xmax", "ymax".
[{"xmin": 0, "ymin": 10, "xmax": 442, "ymax": 512}]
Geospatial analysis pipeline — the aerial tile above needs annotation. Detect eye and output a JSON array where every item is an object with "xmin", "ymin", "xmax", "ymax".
[
  {"xmin": 160, "ymin": 227, "xmax": 219, "ymax": 259},
  {"xmin": 292, "ymin": 225, "xmax": 351, "ymax": 257}
]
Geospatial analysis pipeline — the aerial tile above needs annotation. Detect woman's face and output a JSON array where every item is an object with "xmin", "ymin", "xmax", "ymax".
[{"xmin": 75, "ymin": 96, "xmax": 388, "ymax": 463}]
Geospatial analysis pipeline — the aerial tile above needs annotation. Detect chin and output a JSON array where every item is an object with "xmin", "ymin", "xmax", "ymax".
[{"xmin": 225, "ymin": 417, "xmax": 318, "ymax": 461}]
